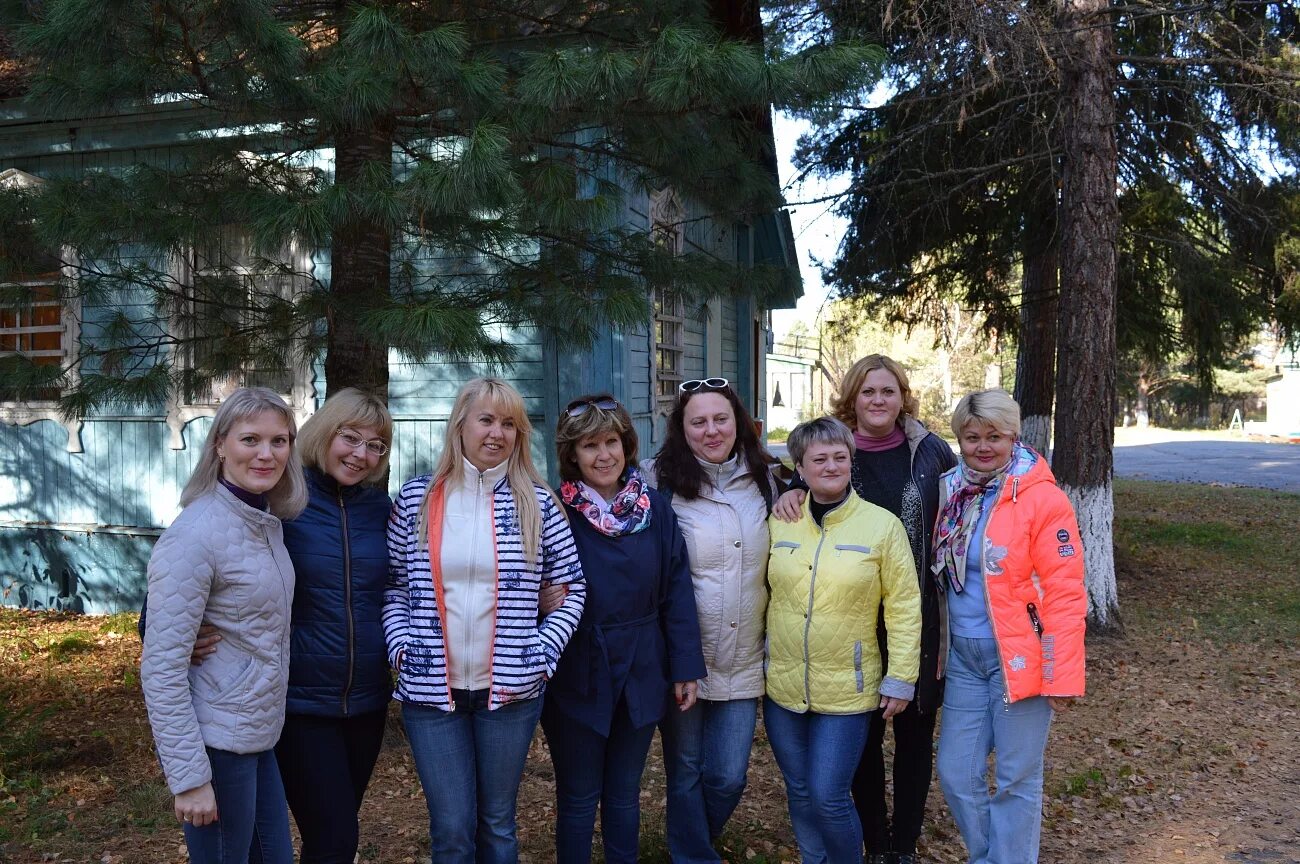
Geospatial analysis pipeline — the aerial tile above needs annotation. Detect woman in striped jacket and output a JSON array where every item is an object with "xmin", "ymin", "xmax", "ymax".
[{"xmin": 383, "ymin": 377, "xmax": 586, "ymax": 864}]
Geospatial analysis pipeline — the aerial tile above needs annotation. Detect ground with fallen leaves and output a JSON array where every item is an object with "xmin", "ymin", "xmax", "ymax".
[{"xmin": 2, "ymin": 479, "xmax": 1297, "ymax": 863}]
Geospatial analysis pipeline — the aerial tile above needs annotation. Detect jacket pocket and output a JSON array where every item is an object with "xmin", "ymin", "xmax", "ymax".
[
  {"xmin": 834, "ymin": 544, "xmax": 872, "ymax": 556},
  {"xmin": 853, "ymin": 640, "xmax": 864, "ymax": 693},
  {"xmin": 773, "ymin": 541, "xmax": 801, "ymax": 552},
  {"xmin": 193, "ymin": 650, "xmax": 256, "ymax": 706}
]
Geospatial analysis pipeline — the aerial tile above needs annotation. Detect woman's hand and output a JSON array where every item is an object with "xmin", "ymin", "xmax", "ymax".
[
  {"xmin": 674, "ymin": 680, "xmax": 698, "ymax": 712},
  {"xmin": 1047, "ymin": 696, "xmax": 1076, "ymax": 712},
  {"xmin": 772, "ymin": 488, "xmax": 806, "ymax": 523},
  {"xmin": 880, "ymin": 696, "xmax": 910, "ymax": 720},
  {"xmin": 189, "ymin": 623, "xmax": 221, "ymax": 665},
  {"xmin": 174, "ymin": 782, "xmax": 218, "ymax": 827},
  {"xmin": 538, "ymin": 582, "xmax": 567, "ymax": 617}
]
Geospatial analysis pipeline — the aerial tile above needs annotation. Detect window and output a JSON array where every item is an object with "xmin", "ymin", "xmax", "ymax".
[
  {"xmin": 1, "ymin": 277, "xmax": 66, "ymax": 403},
  {"xmin": 175, "ymin": 226, "xmax": 302, "ymax": 405},
  {"xmin": 650, "ymin": 187, "xmax": 685, "ymax": 413},
  {"xmin": 165, "ymin": 226, "xmax": 313, "ymax": 448}
]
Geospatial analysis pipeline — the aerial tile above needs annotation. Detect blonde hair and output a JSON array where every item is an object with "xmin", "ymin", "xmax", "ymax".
[
  {"xmin": 950, "ymin": 389, "xmax": 1022, "ymax": 438},
  {"xmin": 831, "ymin": 354, "xmax": 920, "ymax": 430},
  {"xmin": 297, "ymin": 388, "xmax": 393, "ymax": 485},
  {"xmin": 417, "ymin": 378, "xmax": 555, "ymax": 564},
  {"xmin": 554, "ymin": 395, "xmax": 638, "ymax": 484},
  {"xmin": 787, "ymin": 415, "xmax": 855, "ymax": 466},
  {"xmin": 180, "ymin": 387, "xmax": 308, "ymax": 519}
]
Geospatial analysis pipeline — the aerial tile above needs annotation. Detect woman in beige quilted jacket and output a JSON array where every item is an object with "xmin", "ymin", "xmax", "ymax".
[
  {"xmin": 643, "ymin": 378, "xmax": 782, "ymax": 863},
  {"xmin": 140, "ymin": 387, "xmax": 308, "ymax": 864}
]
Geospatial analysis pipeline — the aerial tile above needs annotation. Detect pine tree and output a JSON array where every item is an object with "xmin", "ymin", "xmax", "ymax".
[
  {"xmin": 0, "ymin": 1, "xmax": 880, "ymax": 408},
  {"xmin": 769, "ymin": 0, "xmax": 1300, "ymax": 627}
]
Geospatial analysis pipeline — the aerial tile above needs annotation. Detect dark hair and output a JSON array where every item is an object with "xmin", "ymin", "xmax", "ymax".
[
  {"xmin": 653, "ymin": 383, "xmax": 776, "ymax": 508},
  {"xmin": 555, "ymin": 393, "xmax": 639, "ymax": 483}
]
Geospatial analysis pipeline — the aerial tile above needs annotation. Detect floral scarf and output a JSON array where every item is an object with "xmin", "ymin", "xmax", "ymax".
[
  {"xmin": 559, "ymin": 466, "xmax": 653, "ymax": 537},
  {"xmin": 931, "ymin": 443, "xmax": 1032, "ymax": 593}
]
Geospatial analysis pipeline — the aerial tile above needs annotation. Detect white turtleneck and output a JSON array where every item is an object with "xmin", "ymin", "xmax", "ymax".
[{"xmin": 440, "ymin": 456, "xmax": 509, "ymax": 690}]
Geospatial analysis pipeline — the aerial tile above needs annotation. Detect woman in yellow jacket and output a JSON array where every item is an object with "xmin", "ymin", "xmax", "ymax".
[{"xmin": 766, "ymin": 417, "xmax": 922, "ymax": 864}]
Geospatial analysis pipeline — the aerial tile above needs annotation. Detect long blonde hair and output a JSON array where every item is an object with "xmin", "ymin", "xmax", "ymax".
[
  {"xmin": 417, "ymin": 378, "xmax": 554, "ymax": 564},
  {"xmin": 180, "ymin": 387, "xmax": 308, "ymax": 519}
]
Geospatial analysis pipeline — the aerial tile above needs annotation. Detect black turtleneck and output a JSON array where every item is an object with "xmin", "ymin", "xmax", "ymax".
[{"xmin": 809, "ymin": 490, "xmax": 850, "ymax": 527}]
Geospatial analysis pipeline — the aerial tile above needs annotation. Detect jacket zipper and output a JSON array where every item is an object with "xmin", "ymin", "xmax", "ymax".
[
  {"xmin": 339, "ymin": 488, "xmax": 355, "ymax": 716},
  {"xmin": 802, "ymin": 515, "xmax": 831, "ymax": 709},
  {"xmin": 262, "ymin": 526, "xmax": 292, "ymax": 669},
  {"xmin": 981, "ymin": 476, "xmax": 1018, "ymax": 705}
]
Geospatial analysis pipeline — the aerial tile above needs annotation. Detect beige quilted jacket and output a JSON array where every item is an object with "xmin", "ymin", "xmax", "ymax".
[
  {"xmin": 141, "ymin": 486, "xmax": 295, "ymax": 794},
  {"xmin": 643, "ymin": 457, "xmax": 774, "ymax": 701}
]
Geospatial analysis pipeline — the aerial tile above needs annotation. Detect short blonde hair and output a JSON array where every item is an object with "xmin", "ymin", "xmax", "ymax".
[
  {"xmin": 951, "ymin": 389, "xmax": 1021, "ymax": 438},
  {"xmin": 831, "ymin": 354, "xmax": 920, "ymax": 430},
  {"xmin": 297, "ymin": 388, "xmax": 393, "ymax": 484},
  {"xmin": 180, "ymin": 387, "xmax": 308, "ymax": 519},
  {"xmin": 555, "ymin": 395, "xmax": 638, "ymax": 483}
]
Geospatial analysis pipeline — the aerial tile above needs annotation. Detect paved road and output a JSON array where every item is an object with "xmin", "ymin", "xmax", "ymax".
[
  {"xmin": 1113, "ymin": 437, "xmax": 1300, "ymax": 493},
  {"xmin": 769, "ymin": 434, "xmax": 1300, "ymax": 494}
]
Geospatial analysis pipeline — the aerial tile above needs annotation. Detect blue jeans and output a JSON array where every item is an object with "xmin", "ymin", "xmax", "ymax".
[
  {"xmin": 937, "ymin": 636, "xmax": 1054, "ymax": 864},
  {"xmin": 184, "ymin": 748, "xmax": 292, "ymax": 864},
  {"xmin": 763, "ymin": 698, "xmax": 868, "ymax": 864},
  {"xmin": 402, "ymin": 692, "xmax": 544, "ymax": 864},
  {"xmin": 542, "ymin": 699, "xmax": 656, "ymax": 863},
  {"xmin": 661, "ymin": 697, "xmax": 759, "ymax": 863}
]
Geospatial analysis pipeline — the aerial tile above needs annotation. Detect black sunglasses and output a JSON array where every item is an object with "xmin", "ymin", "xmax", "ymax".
[
  {"xmin": 564, "ymin": 397, "xmax": 620, "ymax": 417},
  {"xmin": 678, "ymin": 377, "xmax": 730, "ymax": 393}
]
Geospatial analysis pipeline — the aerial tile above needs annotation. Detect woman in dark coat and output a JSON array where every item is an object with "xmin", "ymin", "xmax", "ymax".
[
  {"xmin": 775, "ymin": 356, "xmax": 956, "ymax": 864},
  {"xmin": 541, "ymin": 394, "xmax": 706, "ymax": 864}
]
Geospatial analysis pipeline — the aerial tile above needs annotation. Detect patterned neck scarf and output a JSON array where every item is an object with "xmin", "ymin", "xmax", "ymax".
[
  {"xmin": 560, "ymin": 465, "xmax": 653, "ymax": 537},
  {"xmin": 932, "ymin": 448, "xmax": 1020, "ymax": 593}
]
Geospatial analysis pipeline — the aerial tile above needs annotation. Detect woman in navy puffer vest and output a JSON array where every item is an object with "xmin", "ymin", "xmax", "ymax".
[{"xmin": 275, "ymin": 389, "xmax": 394, "ymax": 864}]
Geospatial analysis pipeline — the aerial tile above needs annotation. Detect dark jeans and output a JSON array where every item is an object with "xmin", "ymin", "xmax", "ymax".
[
  {"xmin": 275, "ymin": 710, "xmax": 387, "ymax": 864},
  {"xmin": 187, "ymin": 747, "xmax": 292, "ymax": 864},
  {"xmin": 542, "ymin": 699, "xmax": 656, "ymax": 864},
  {"xmin": 852, "ymin": 702, "xmax": 939, "ymax": 855}
]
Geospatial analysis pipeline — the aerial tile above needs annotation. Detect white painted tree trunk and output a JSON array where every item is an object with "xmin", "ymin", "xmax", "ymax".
[
  {"xmin": 1062, "ymin": 480, "xmax": 1119, "ymax": 627},
  {"xmin": 1021, "ymin": 413, "xmax": 1052, "ymax": 458}
]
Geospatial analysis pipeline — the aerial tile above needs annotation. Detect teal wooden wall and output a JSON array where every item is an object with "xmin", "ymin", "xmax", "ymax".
[{"xmin": 0, "ymin": 104, "xmax": 765, "ymax": 614}]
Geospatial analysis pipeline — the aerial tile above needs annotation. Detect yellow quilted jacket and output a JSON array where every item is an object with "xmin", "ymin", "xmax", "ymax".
[{"xmin": 765, "ymin": 494, "xmax": 922, "ymax": 714}]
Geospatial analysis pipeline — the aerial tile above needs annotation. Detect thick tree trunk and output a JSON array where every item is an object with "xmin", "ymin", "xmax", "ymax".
[
  {"xmin": 1135, "ymin": 366, "xmax": 1150, "ymax": 427},
  {"xmin": 1014, "ymin": 235, "xmax": 1059, "ymax": 456},
  {"xmin": 325, "ymin": 119, "xmax": 393, "ymax": 399},
  {"xmin": 1052, "ymin": 0, "xmax": 1120, "ymax": 630}
]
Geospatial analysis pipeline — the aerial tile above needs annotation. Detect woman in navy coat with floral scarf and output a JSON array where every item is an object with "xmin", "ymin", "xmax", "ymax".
[{"xmin": 540, "ymin": 394, "xmax": 706, "ymax": 864}]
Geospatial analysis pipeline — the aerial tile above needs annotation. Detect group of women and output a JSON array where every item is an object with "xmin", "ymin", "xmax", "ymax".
[{"xmin": 140, "ymin": 354, "xmax": 1087, "ymax": 864}]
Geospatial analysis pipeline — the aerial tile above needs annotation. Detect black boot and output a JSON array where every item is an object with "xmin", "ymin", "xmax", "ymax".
[
  {"xmin": 895, "ymin": 853, "xmax": 918, "ymax": 864},
  {"xmin": 866, "ymin": 855, "xmax": 893, "ymax": 864}
]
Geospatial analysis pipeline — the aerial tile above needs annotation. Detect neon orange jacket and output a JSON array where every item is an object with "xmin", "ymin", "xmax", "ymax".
[{"xmin": 936, "ymin": 447, "xmax": 1087, "ymax": 702}]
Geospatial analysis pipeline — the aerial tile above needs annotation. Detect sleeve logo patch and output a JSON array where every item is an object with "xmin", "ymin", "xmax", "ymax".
[
  {"xmin": 1056, "ymin": 529, "xmax": 1070, "ymax": 543},
  {"xmin": 1058, "ymin": 544, "xmax": 1076, "ymax": 557}
]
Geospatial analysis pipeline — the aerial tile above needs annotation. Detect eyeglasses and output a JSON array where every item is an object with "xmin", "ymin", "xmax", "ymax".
[
  {"xmin": 678, "ymin": 377, "xmax": 730, "ymax": 393},
  {"xmin": 336, "ymin": 428, "xmax": 389, "ymax": 457},
  {"xmin": 564, "ymin": 397, "xmax": 620, "ymax": 417}
]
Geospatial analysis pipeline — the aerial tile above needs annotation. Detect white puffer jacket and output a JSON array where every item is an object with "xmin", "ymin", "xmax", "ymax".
[
  {"xmin": 141, "ymin": 486, "xmax": 295, "ymax": 794},
  {"xmin": 643, "ymin": 456, "xmax": 774, "ymax": 701}
]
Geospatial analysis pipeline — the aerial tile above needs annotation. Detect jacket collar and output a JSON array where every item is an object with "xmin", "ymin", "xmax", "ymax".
[
  {"xmin": 803, "ymin": 486, "xmax": 861, "ymax": 528},
  {"xmin": 460, "ymin": 455, "xmax": 508, "ymax": 491},
  {"xmin": 213, "ymin": 483, "xmax": 282, "ymax": 527}
]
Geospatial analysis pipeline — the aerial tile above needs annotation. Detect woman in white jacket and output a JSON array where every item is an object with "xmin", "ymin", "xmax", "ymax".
[
  {"xmin": 141, "ymin": 387, "xmax": 308, "ymax": 864},
  {"xmin": 645, "ymin": 378, "xmax": 782, "ymax": 863}
]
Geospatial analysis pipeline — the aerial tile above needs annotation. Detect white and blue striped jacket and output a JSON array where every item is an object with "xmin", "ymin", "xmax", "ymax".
[{"xmin": 383, "ymin": 473, "xmax": 586, "ymax": 710}]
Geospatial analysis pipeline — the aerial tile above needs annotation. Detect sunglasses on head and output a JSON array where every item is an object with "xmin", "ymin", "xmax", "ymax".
[
  {"xmin": 678, "ymin": 377, "xmax": 730, "ymax": 393},
  {"xmin": 564, "ymin": 397, "xmax": 620, "ymax": 417}
]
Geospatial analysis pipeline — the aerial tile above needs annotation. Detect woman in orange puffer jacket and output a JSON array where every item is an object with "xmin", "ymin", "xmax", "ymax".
[{"xmin": 932, "ymin": 389, "xmax": 1086, "ymax": 864}]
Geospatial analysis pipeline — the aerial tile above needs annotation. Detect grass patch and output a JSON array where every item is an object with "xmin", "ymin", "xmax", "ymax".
[
  {"xmin": 98, "ymin": 611, "xmax": 140, "ymax": 636},
  {"xmin": 47, "ymin": 632, "xmax": 96, "ymax": 662},
  {"xmin": 1116, "ymin": 518, "xmax": 1254, "ymax": 553},
  {"xmin": 1062, "ymin": 767, "xmax": 1105, "ymax": 796}
]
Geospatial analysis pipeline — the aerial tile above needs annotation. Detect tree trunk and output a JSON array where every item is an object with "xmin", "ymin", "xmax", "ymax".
[
  {"xmin": 1052, "ymin": 0, "xmax": 1121, "ymax": 630},
  {"xmin": 1135, "ymin": 366, "xmax": 1150, "ymax": 427},
  {"xmin": 325, "ymin": 118, "xmax": 394, "ymax": 400},
  {"xmin": 984, "ymin": 328, "xmax": 1002, "ymax": 390},
  {"xmin": 1014, "ymin": 235, "xmax": 1059, "ymax": 456}
]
